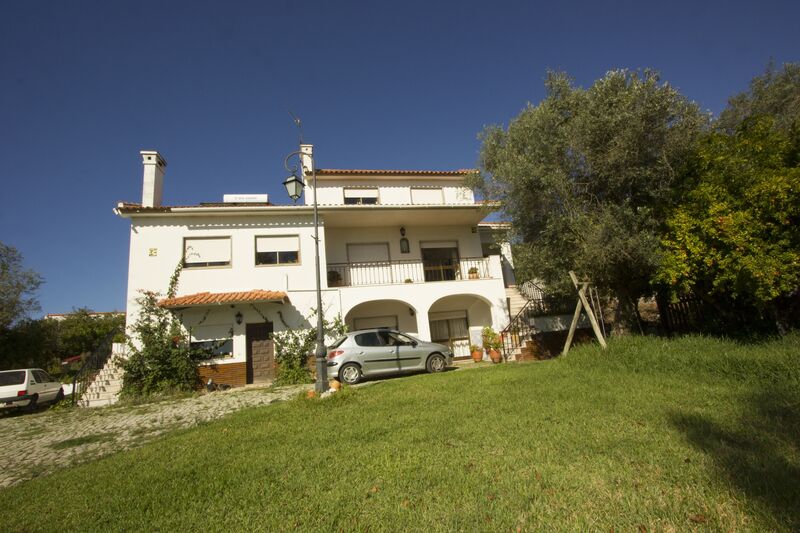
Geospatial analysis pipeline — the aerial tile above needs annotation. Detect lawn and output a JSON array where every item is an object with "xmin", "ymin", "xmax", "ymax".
[{"xmin": 1, "ymin": 334, "xmax": 798, "ymax": 531}]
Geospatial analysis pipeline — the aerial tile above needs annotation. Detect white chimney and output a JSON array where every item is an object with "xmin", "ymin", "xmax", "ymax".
[{"xmin": 140, "ymin": 150, "xmax": 167, "ymax": 207}]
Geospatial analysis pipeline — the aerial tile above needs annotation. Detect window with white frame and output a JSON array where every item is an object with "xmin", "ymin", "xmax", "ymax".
[
  {"xmin": 183, "ymin": 237, "xmax": 231, "ymax": 268},
  {"xmin": 255, "ymin": 235, "xmax": 300, "ymax": 265},
  {"xmin": 343, "ymin": 188, "xmax": 379, "ymax": 205},
  {"xmin": 410, "ymin": 187, "xmax": 444, "ymax": 205},
  {"xmin": 190, "ymin": 324, "xmax": 234, "ymax": 357}
]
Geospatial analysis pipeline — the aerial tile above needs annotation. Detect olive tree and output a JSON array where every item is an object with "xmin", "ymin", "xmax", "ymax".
[{"xmin": 474, "ymin": 70, "xmax": 707, "ymax": 331}]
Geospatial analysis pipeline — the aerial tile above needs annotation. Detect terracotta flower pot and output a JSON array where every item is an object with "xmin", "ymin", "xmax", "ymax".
[
  {"xmin": 488, "ymin": 349, "xmax": 502, "ymax": 363},
  {"xmin": 471, "ymin": 350, "xmax": 484, "ymax": 363}
]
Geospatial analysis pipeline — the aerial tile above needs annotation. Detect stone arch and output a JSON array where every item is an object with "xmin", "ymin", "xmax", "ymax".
[
  {"xmin": 427, "ymin": 294, "xmax": 495, "ymax": 358},
  {"xmin": 344, "ymin": 299, "xmax": 420, "ymax": 335}
]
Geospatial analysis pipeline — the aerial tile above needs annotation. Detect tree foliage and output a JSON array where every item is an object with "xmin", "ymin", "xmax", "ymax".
[
  {"xmin": 0, "ymin": 242, "xmax": 43, "ymax": 331},
  {"xmin": 718, "ymin": 62, "xmax": 800, "ymax": 136},
  {"xmin": 476, "ymin": 69, "xmax": 706, "ymax": 328},
  {"xmin": 273, "ymin": 311, "xmax": 347, "ymax": 385},
  {"xmin": 658, "ymin": 117, "xmax": 800, "ymax": 327},
  {"xmin": 0, "ymin": 318, "xmax": 59, "ymax": 371},
  {"xmin": 53, "ymin": 309, "xmax": 125, "ymax": 359}
]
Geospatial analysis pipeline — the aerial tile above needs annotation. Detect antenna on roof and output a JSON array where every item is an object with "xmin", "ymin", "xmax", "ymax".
[{"xmin": 288, "ymin": 111, "xmax": 304, "ymax": 144}]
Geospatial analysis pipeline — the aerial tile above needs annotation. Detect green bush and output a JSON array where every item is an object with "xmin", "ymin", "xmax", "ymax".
[{"xmin": 273, "ymin": 311, "xmax": 346, "ymax": 385}]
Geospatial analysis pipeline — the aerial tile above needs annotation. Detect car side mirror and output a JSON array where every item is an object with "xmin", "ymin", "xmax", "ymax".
[{"xmin": 411, "ymin": 341, "xmax": 418, "ymax": 347}]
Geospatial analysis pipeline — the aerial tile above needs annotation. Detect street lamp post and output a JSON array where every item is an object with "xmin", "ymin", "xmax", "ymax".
[{"xmin": 283, "ymin": 147, "xmax": 328, "ymax": 394}]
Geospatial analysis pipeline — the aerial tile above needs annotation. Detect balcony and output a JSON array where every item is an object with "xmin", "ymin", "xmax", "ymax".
[{"xmin": 326, "ymin": 257, "xmax": 495, "ymax": 288}]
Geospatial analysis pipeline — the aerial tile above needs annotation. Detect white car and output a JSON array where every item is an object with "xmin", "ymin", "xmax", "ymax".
[{"xmin": 0, "ymin": 368, "xmax": 64, "ymax": 411}]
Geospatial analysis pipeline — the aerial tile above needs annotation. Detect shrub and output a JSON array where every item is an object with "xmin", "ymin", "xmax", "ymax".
[
  {"xmin": 120, "ymin": 264, "xmax": 212, "ymax": 397},
  {"xmin": 273, "ymin": 311, "xmax": 346, "ymax": 385}
]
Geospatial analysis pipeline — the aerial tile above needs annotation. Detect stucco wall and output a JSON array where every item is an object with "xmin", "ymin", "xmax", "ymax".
[
  {"xmin": 325, "ymin": 224, "xmax": 483, "ymax": 264},
  {"xmin": 308, "ymin": 180, "xmax": 474, "ymax": 206}
]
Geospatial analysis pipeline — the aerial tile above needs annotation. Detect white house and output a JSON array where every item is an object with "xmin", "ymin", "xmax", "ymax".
[{"xmin": 111, "ymin": 145, "xmax": 520, "ymax": 390}]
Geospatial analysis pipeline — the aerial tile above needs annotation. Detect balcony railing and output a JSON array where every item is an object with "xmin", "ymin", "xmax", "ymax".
[{"xmin": 326, "ymin": 257, "xmax": 493, "ymax": 287}]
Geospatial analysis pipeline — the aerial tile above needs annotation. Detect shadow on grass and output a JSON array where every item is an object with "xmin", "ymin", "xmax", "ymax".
[{"xmin": 670, "ymin": 386, "xmax": 800, "ymax": 530}]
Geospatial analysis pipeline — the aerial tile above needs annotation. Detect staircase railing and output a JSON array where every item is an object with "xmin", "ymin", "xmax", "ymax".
[
  {"xmin": 501, "ymin": 282, "xmax": 575, "ymax": 358},
  {"xmin": 500, "ymin": 298, "xmax": 537, "ymax": 358},
  {"xmin": 71, "ymin": 327, "xmax": 122, "ymax": 406}
]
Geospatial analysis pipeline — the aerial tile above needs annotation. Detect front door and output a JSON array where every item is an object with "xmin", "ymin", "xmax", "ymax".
[
  {"xmin": 246, "ymin": 322, "xmax": 274, "ymax": 384},
  {"xmin": 421, "ymin": 245, "xmax": 459, "ymax": 282}
]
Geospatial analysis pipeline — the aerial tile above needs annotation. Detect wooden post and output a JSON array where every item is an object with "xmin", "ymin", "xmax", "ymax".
[{"xmin": 562, "ymin": 271, "xmax": 608, "ymax": 356}]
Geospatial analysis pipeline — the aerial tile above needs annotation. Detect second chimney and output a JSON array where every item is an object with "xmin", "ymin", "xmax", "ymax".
[{"xmin": 140, "ymin": 150, "xmax": 167, "ymax": 207}]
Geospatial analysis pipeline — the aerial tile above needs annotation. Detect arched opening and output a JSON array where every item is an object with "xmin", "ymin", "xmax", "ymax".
[
  {"xmin": 428, "ymin": 294, "xmax": 493, "ymax": 359},
  {"xmin": 345, "ymin": 300, "xmax": 419, "ymax": 336}
]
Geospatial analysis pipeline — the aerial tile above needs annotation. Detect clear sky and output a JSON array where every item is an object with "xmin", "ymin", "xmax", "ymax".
[{"xmin": 1, "ymin": 0, "xmax": 798, "ymax": 316}]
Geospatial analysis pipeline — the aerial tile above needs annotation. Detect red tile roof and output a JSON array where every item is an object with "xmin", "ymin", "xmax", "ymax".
[
  {"xmin": 315, "ymin": 168, "xmax": 477, "ymax": 176},
  {"xmin": 159, "ymin": 290, "xmax": 289, "ymax": 308}
]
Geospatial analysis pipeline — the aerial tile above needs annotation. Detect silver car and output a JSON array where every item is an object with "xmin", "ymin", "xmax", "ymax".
[{"xmin": 326, "ymin": 329, "xmax": 453, "ymax": 385}]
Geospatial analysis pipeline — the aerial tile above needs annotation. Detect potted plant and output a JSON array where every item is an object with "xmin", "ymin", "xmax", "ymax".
[
  {"xmin": 327, "ymin": 270, "xmax": 342, "ymax": 287},
  {"xmin": 482, "ymin": 326, "xmax": 503, "ymax": 363},
  {"xmin": 470, "ymin": 344, "xmax": 483, "ymax": 363},
  {"xmin": 468, "ymin": 266, "xmax": 479, "ymax": 279}
]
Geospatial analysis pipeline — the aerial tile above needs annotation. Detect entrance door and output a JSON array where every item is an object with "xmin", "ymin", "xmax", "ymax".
[
  {"xmin": 421, "ymin": 243, "xmax": 459, "ymax": 282},
  {"xmin": 246, "ymin": 322, "xmax": 274, "ymax": 384}
]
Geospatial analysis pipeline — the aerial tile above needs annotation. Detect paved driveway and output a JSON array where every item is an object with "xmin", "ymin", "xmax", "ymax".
[{"xmin": 0, "ymin": 384, "xmax": 309, "ymax": 488}]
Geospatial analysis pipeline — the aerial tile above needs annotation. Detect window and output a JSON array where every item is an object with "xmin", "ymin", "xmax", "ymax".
[
  {"xmin": 410, "ymin": 187, "xmax": 444, "ymax": 205},
  {"xmin": 190, "ymin": 338, "xmax": 234, "ymax": 357},
  {"xmin": 344, "ymin": 188, "xmax": 379, "ymax": 205},
  {"xmin": 354, "ymin": 332, "xmax": 383, "ymax": 347},
  {"xmin": 256, "ymin": 235, "xmax": 300, "ymax": 266},
  {"xmin": 429, "ymin": 310, "xmax": 469, "ymax": 344},
  {"xmin": 33, "ymin": 370, "xmax": 52, "ymax": 383},
  {"xmin": 0, "ymin": 371, "xmax": 25, "ymax": 386},
  {"xmin": 184, "ymin": 237, "xmax": 231, "ymax": 268}
]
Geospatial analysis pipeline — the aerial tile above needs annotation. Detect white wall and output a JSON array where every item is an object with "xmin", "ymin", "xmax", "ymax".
[
  {"xmin": 308, "ymin": 179, "xmax": 474, "ymax": 206},
  {"xmin": 325, "ymin": 224, "xmax": 484, "ymax": 264}
]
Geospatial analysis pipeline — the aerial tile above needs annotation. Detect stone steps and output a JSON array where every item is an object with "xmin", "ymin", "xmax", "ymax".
[{"xmin": 80, "ymin": 345, "xmax": 126, "ymax": 408}]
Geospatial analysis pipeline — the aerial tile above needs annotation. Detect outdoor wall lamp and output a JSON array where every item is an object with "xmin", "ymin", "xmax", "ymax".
[
  {"xmin": 235, "ymin": 311, "xmax": 243, "ymax": 325},
  {"xmin": 399, "ymin": 226, "xmax": 410, "ymax": 254}
]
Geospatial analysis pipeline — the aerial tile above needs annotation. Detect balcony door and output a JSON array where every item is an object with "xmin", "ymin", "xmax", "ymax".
[{"xmin": 421, "ymin": 241, "xmax": 459, "ymax": 282}]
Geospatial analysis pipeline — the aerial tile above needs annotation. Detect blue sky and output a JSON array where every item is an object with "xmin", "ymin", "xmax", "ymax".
[{"xmin": 1, "ymin": 0, "xmax": 798, "ymax": 315}]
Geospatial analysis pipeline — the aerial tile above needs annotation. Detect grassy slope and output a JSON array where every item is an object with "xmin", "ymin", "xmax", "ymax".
[{"xmin": 1, "ymin": 335, "xmax": 798, "ymax": 531}]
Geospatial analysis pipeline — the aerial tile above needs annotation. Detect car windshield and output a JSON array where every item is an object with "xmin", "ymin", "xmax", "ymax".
[{"xmin": 0, "ymin": 370, "xmax": 26, "ymax": 386}]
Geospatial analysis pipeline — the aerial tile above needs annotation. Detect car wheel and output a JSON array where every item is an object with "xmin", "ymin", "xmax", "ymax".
[
  {"xmin": 426, "ymin": 353, "xmax": 447, "ymax": 374},
  {"xmin": 26, "ymin": 394, "xmax": 39, "ymax": 412},
  {"xmin": 54, "ymin": 388, "xmax": 65, "ymax": 403},
  {"xmin": 339, "ymin": 363, "xmax": 362, "ymax": 385}
]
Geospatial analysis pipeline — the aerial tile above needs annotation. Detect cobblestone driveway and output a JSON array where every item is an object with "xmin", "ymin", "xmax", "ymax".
[{"xmin": 0, "ymin": 384, "xmax": 309, "ymax": 488}]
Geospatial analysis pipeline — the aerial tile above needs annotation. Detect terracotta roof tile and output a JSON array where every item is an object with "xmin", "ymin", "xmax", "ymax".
[{"xmin": 159, "ymin": 290, "xmax": 289, "ymax": 308}]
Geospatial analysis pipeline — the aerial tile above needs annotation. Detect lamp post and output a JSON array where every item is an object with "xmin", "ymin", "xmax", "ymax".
[{"xmin": 283, "ymin": 147, "xmax": 328, "ymax": 394}]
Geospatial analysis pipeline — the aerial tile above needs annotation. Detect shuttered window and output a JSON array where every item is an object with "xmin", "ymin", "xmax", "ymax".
[
  {"xmin": 256, "ymin": 235, "xmax": 300, "ymax": 265},
  {"xmin": 410, "ymin": 187, "xmax": 444, "ymax": 205},
  {"xmin": 347, "ymin": 243, "xmax": 390, "ymax": 263},
  {"xmin": 184, "ymin": 237, "xmax": 231, "ymax": 267},
  {"xmin": 343, "ymin": 188, "xmax": 379, "ymax": 205}
]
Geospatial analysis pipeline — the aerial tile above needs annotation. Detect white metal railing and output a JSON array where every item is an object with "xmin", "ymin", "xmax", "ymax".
[{"xmin": 326, "ymin": 257, "xmax": 494, "ymax": 287}]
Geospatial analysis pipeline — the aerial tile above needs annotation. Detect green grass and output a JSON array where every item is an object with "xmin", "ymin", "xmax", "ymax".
[{"xmin": 1, "ymin": 334, "xmax": 798, "ymax": 531}]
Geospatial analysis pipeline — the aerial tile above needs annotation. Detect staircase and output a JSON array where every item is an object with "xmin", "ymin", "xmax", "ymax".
[
  {"xmin": 506, "ymin": 286, "xmax": 528, "ymax": 320},
  {"xmin": 503, "ymin": 286, "xmax": 531, "ymax": 361},
  {"xmin": 501, "ymin": 281, "xmax": 550, "ymax": 361},
  {"xmin": 73, "ymin": 341, "xmax": 125, "ymax": 408}
]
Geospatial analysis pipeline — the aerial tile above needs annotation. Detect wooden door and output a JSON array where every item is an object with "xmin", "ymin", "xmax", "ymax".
[{"xmin": 246, "ymin": 322, "xmax": 274, "ymax": 384}]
